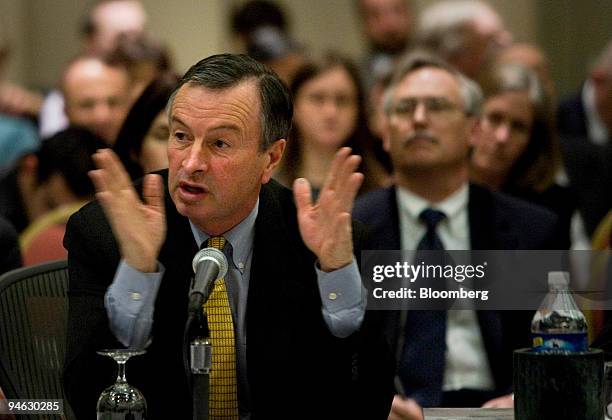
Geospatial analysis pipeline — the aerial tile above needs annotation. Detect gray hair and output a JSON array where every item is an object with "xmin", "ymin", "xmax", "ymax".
[
  {"xmin": 416, "ymin": 0, "xmax": 500, "ymax": 60},
  {"xmin": 383, "ymin": 50, "xmax": 483, "ymax": 116},
  {"xmin": 482, "ymin": 62, "xmax": 544, "ymax": 107},
  {"xmin": 166, "ymin": 53, "xmax": 292, "ymax": 151}
]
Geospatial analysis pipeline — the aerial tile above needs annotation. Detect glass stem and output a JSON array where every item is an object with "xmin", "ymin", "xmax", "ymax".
[{"xmin": 116, "ymin": 360, "xmax": 127, "ymax": 384}]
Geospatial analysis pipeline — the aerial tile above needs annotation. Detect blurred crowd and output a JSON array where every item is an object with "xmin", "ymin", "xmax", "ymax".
[{"xmin": 0, "ymin": 0, "xmax": 610, "ymax": 416}]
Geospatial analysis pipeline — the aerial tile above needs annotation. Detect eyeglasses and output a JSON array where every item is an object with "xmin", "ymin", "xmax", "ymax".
[{"xmin": 389, "ymin": 97, "xmax": 462, "ymax": 120}]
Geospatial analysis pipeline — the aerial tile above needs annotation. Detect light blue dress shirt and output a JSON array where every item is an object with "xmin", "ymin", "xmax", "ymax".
[{"xmin": 105, "ymin": 200, "xmax": 366, "ymax": 417}]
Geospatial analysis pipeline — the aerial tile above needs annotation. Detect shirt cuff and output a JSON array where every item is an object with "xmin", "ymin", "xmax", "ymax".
[
  {"xmin": 316, "ymin": 259, "xmax": 364, "ymax": 313},
  {"xmin": 104, "ymin": 260, "xmax": 165, "ymax": 348},
  {"xmin": 106, "ymin": 260, "xmax": 164, "ymax": 316},
  {"xmin": 316, "ymin": 259, "xmax": 367, "ymax": 338}
]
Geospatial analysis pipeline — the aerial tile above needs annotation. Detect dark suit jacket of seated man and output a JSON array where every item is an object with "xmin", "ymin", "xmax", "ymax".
[
  {"xmin": 352, "ymin": 51, "xmax": 566, "ymax": 413},
  {"xmin": 353, "ymin": 183, "xmax": 563, "ymax": 406},
  {"xmin": 62, "ymin": 54, "xmax": 395, "ymax": 420}
]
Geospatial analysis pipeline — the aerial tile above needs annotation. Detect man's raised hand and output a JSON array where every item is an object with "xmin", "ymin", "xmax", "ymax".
[
  {"xmin": 293, "ymin": 147, "xmax": 364, "ymax": 271},
  {"xmin": 89, "ymin": 149, "xmax": 166, "ymax": 272}
]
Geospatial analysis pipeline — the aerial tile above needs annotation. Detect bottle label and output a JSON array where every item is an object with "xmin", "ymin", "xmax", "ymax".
[{"xmin": 531, "ymin": 332, "xmax": 588, "ymax": 353}]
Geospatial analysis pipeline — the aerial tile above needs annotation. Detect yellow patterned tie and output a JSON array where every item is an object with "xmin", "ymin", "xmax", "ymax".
[{"xmin": 203, "ymin": 236, "xmax": 239, "ymax": 418}]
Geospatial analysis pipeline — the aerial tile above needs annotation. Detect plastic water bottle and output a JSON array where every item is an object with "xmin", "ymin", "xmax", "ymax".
[{"xmin": 531, "ymin": 271, "xmax": 588, "ymax": 353}]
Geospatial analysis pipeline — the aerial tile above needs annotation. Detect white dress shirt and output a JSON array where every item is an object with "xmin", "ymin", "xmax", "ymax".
[
  {"xmin": 396, "ymin": 184, "xmax": 495, "ymax": 392},
  {"xmin": 582, "ymin": 79, "xmax": 610, "ymax": 145}
]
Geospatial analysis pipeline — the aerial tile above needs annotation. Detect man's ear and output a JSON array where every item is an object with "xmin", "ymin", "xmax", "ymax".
[{"xmin": 261, "ymin": 139, "xmax": 286, "ymax": 184}]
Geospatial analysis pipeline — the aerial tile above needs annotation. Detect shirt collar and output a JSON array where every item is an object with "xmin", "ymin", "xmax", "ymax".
[
  {"xmin": 396, "ymin": 183, "xmax": 469, "ymax": 223},
  {"xmin": 189, "ymin": 198, "xmax": 259, "ymax": 271}
]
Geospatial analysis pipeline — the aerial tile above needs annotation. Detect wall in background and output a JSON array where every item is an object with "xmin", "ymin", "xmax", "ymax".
[
  {"xmin": 0, "ymin": 0, "xmax": 29, "ymax": 84},
  {"xmin": 537, "ymin": 0, "xmax": 612, "ymax": 95},
  {"xmin": 1, "ymin": 0, "xmax": 610, "ymax": 97}
]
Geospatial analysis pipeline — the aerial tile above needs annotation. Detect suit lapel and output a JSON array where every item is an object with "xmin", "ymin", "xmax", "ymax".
[
  {"xmin": 468, "ymin": 184, "xmax": 497, "ymax": 250},
  {"xmin": 156, "ymin": 173, "xmax": 199, "ymax": 335},
  {"xmin": 246, "ymin": 182, "xmax": 300, "ymax": 385},
  {"xmin": 468, "ymin": 183, "xmax": 513, "ymax": 390},
  {"xmin": 248, "ymin": 183, "xmax": 295, "ymax": 320},
  {"xmin": 369, "ymin": 187, "xmax": 402, "ymax": 250}
]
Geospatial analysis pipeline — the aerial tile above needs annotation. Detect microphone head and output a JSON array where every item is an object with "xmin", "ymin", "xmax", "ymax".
[{"xmin": 192, "ymin": 247, "xmax": 228, "ymax": 280}]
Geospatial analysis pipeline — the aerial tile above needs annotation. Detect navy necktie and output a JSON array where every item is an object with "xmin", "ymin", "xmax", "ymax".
[
  {"xmin": 417, "ymin": 208, "xmax": 447, "ymax": 251},
  {"xmin": 398, "ymin": 208, "xmax": 448, "ymax": 407}
]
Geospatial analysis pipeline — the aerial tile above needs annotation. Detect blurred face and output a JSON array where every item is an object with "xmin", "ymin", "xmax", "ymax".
[
  {"xmin": 293, "ymin": 66, "xmax": 358, "ymax": 150},
  {"xmin": 360, "ymin": 0, "xmax": 411, "ymax": 53},
  {"xmin": 497, "ymin": 44, "xmax": 549, "ymax": 81},
  {"xmin": 471, "ymin": 91, "xmax": 534, "ymax": 175},
  {"xmin": 167, "ymin": 82, "xmax": 284, "ymax": 235},
  {"xmin": 385, "ymin": 67, "xmax": 472, "ymax": 176},
  {"xmin": 88, "ymin": 0, "xmax": 147, "ymax": 54},
  {"xmin": 63, "ymin": 58, "xmax": 131, "ymax": 145},
  {"xmin": 39, "ymin": 173, "xmax": 80, "ymax": 209},
  {"xmin": 140, "ymin": 111, "xmax": 169, "ymax": 173},
  {"xmin": 454, "ymin": 10, "xmax": 512, "ymax": 78},
  {"xmin": 496, "ymin": 44, "xmax": 555, "ymax": 98}
]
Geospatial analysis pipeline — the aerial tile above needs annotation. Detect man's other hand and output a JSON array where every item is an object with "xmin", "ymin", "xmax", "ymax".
[{"xmin": 293, "ymin": 147, "xmax": 363, "ymax": 272}]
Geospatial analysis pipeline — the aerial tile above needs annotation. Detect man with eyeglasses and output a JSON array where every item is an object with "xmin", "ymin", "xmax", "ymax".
[{"xmin": 353, "ymin": 51, "xmax": 562, "ymax": 419}]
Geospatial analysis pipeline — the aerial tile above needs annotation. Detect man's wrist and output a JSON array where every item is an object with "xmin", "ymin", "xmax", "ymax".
[
  {"xmin": 318, "ymin": 249, "xmax": 355, "ymax": 272},
  {"xmin": 124, "ymin": 256, "xmax": 158, "ymax": 273},
  {"xmin": 319, "ymin": 259, "xmax": 351, "ymax": 272}
]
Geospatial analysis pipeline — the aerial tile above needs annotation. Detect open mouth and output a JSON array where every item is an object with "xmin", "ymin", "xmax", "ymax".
[
  {"xmin": 182, "ymin": 184, "xmax": 205, "ymax": 194},
  {"xmin": 178, "ymin": 181, "xmax": 207, "ymax": 196}
]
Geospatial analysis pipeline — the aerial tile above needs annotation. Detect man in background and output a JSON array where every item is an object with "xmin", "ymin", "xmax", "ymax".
[
  {"xmin": 357, "ymin": 0, "xmax": 413, "ymax": 90},
  {"xmin": 416, "ymin": 0, "xmax": 512, "ymax": 82},
  {"xmin": 0, "ymin": 0, "xmax": 148, "ymax": 138},
  {"xmin": 61, "ymin": 55, "xmax": 131, "ymax": 145},
  {"xmin": 557, "ymin": 39, "xmax": 612, "ymax": 240},
  {"xmin": 354, "ymin": 52, "xmax": 561, "ymax": 418}
]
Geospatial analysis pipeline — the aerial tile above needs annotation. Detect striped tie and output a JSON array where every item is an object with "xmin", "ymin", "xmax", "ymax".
[{"xmin": 203, "ymin": 236, "xmax": 238, "ymax": 418}]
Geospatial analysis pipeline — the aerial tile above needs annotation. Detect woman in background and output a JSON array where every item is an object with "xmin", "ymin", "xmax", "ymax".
[
  {"xmin": 470, "ymin": 63, "xmax": 573, "ymax": 247},
  {"xmin": 275, "ymin": 52, "xmax": 389, "ymax": 197},
  {"xmin": 113, "ymin": 73, "xmax": 179, "ymax": 180}
]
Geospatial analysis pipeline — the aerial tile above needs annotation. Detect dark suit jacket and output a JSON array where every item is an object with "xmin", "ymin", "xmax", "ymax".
[
  {"xmin": 0, "ymin": 215, "xmax": 21, "ymax": 275},
  {"xmin": 0, "ymin": 167, "xmax": 28, "ymax": 234},
  {"xmin": 353, "ymin": 184, "xmax": 563, "ymax": 406},
  {"xmin": 63, "ymin": 174, "xmax": 394, "ymax": 419},
  {"xmin": 557, "ymin": 91, "xmax": 612, "ymax": 237},
  {"xmin": 557, "ymin": 92, "xmax": 588, "ymax": 140}
]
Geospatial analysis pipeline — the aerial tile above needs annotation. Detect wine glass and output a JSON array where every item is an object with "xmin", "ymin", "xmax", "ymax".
[{"xmin": 96, "ymin": 349, "xmax": 147, "ymax": 420}]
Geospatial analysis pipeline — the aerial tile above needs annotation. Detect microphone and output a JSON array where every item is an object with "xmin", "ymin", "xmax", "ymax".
[{"xmin": 188, "ymin": 247, "xmax": 228, "ymax": 316}]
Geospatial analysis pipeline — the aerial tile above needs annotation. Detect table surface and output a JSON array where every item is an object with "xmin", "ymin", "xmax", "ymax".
[{"xmin": 423, "ymin": 408, "xmax": 514, "ymax": 419}]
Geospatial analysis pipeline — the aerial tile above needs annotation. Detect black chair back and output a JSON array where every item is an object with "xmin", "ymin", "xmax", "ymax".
[{"xmin": 0, "ymin": 260, "xmax": 74, "ymax": 420}]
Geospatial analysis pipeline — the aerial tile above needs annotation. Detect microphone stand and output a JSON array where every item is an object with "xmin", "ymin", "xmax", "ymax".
[
  {"xmin": 184, "ymin": 300, "xmax": 211, "ymax": 420},
  {"xmin": 186, "ymin": 248, "xmax": 227, "ymax": 420}
]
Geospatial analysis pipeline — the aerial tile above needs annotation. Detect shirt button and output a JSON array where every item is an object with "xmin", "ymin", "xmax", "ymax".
[
  {"xmin": 238, "ymin": 262, "xmax": 244, "ymax": 269},
  {"xmin": 328, "ymin": 292, "xmax": 338, "ymax": 300},
  {"xmin": 131, "ymin": 292, "xmax": 142, "ymax": 301}
]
